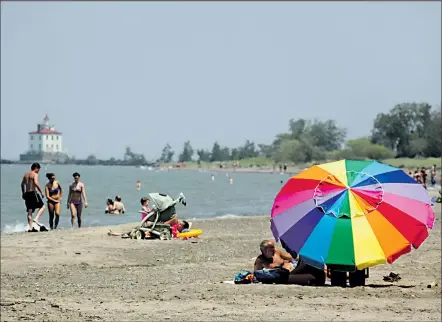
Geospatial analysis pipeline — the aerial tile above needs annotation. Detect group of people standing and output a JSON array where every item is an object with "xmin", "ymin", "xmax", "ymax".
[
  {"xmin": 409, "ymin": 164, "xmax": 438, "ymax": 189},
  {"xmin": 21, "ymin": 163, "xmax": 88, "ymax": 232}
]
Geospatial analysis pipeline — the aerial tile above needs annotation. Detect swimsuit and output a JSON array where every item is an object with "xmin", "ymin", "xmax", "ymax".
[
  {"xmin": 70, "ymin": 183, "xmax": 83, "ymax": 205},
  {"xmin": 24, "ymin": 191, "xmax": 44, "ymax": 212},
  {"xmin": 49, "ymin": 187, "xmax": 60, "ymax": 194},
  {"xmin": 48, "ymin": 183, "xmax": 61, "ymax": 204}
]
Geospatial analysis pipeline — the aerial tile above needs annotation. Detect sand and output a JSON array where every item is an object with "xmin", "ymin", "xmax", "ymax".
[{"xmin": 1, "ymin": 208, "xmax": 441, "ymax": 321}]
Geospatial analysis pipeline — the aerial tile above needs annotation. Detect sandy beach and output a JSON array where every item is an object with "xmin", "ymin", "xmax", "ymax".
[{"xmin": 1, "ymin": 208, "xmax": 441, "ymax": 321}]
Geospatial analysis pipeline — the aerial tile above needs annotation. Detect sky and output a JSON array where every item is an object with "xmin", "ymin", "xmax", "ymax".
[{"xmin": 1, "ymin": 2, "xmax": 440, "ymax": 160}]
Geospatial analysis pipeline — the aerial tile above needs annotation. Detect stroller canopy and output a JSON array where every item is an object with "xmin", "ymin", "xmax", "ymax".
[{"xmin": 148, "ymin": 193, "xmax": 178, "ymax": 212}]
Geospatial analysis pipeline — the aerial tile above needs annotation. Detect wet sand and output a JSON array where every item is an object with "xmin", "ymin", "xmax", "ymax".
[{"xmin": 1, "ymin": 208, "xmax": 441, "ymax": 321}]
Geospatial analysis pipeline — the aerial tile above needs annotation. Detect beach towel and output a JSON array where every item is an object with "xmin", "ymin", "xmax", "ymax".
[{"xmin": 234, "ymin": 270, "xmax": 256, "ymax": 284}]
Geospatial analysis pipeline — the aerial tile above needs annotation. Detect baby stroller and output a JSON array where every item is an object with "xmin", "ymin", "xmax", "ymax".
[{"xmin": 133, "ymin": 192, "xmax": 187, "ymax": 240}]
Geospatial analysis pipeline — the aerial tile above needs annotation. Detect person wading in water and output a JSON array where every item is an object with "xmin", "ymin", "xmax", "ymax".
[
  {"xmin": 45, "ymin": 173, "xmax": 63, "ymax": 229},
  {"xmin": 67, "ymin": 172, "xmax": 88, "ymax": 228},
  {"xmin": 21, "ymin": 163, "xmax": 46, "ymax": 232}
]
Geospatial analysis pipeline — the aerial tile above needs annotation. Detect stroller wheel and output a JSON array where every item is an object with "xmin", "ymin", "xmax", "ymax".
[
  {"xmin": 134, "ymin": 229, "xmax": 145, "ymax": 240},
  {"xmin": 159, "ymin": 228, "xmax": 172, "ymax": 240}
]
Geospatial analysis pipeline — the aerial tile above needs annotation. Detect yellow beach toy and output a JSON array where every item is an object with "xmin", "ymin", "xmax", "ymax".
[{"xmin": 176, "ymin": 229, "xmax": 203, "ymax": 240}]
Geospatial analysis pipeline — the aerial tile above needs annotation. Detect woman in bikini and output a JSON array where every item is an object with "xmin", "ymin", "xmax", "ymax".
[
  {"xmin": 67, "ymin": 172, "xmax": 88, "ymax": 228},
  {"xmin": 45, "ymin": 173, "xmax": 63, "ymax": 229}
]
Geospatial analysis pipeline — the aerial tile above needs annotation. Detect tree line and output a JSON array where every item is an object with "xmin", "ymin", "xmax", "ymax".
[
  {"xmin": 51, "ymin": 102, "xmax": 440, "ymax": 166},
  {"xmin": 160, "ymin": 102, "xmax": 441, "ymax": 164}
]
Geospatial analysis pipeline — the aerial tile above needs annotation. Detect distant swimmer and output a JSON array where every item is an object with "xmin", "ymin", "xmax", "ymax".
[
  {"xmin": 137, "ymin": 180, "xmax": 141, "ymax": 190},
  {"xmin": 21, "ymin": 163, "xmax": 46, "ymax": 232},
  {"xmin": 229, "ymin": 176, "xmax": 233, "ymax": 184}
]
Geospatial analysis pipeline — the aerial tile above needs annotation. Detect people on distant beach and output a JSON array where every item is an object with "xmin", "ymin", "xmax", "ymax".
[
  {"xmin": 21, "ymin": 163, "xmax": 46, "ymax": 232},
  {"xmin": 211, "ymin": 174, "xmax": 215, "ymax": 181},
  {"xmin": 430, "ymin": 164, "xmax": 437, "ymax": 186},
  {"xmin": 67, "ymin": 172, "xmax": 88, "ymax": 228},
  {"xmin": 421, "ymin": 167, "xmax": 428, "ymax": 188},
  {"xmin": 283, "ymin": 163, "xmax": 287, "ymax": 173},
  {"xmin": 45, "ymin": 173, "xmax": 63, "ymax": 229},
  {"xmin": 229, "ymin": 176, "xmax": 233, "ymax": 184},
  {"xmin": 254, "ymin": 240, "xmax": 326, "ymax": 286}
]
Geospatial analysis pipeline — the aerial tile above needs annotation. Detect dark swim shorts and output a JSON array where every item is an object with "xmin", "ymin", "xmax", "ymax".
[{"xmin": 24, "ymin": 191, "xmax": 44, "ymax": 212}]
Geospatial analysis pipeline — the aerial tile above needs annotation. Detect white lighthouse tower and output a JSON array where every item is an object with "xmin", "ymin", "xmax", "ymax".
[
  {"xmin": 20, "ymin": 114, "xmax": 67, "ymax": 163},
  {"xmin": 28, "ymin": 114, "xmax": 63, "ymax": 153}
]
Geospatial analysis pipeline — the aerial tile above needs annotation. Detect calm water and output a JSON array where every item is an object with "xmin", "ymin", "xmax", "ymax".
[{"xmin": 1, "ymin": 164, "xmax": 289, "ymax": 232}]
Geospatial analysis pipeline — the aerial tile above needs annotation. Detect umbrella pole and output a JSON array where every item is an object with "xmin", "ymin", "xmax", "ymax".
[{"xmin": 327, "ymin": 267, "xmax": 369, "ymax": 287}]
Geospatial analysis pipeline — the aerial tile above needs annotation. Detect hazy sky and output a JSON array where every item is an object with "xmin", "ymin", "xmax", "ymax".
[{"xmin": 1, "ymin": 2, "xmax": 440, "ymax": 160}]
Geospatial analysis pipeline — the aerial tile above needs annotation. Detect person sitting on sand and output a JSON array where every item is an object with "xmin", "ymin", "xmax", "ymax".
[
  {"xmin": 107, "ymin": 220, "xmax": 191, "ymax": 239},
  {"xmin": 139, "ymin": 196, "xmax": 191, "ymax": 235},
  {"xmin": 254, "ymin": 240, "xmax": 325, "ymax": 286}
]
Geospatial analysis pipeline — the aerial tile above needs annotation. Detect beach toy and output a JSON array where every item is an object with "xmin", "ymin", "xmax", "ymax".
[
  {"xmin": 271, "ymin": 160, "xmax": 435, "ymax": 287},
  {"xmin": 176, "ymin": 229, "xmax": 202, "ymax": 239}
]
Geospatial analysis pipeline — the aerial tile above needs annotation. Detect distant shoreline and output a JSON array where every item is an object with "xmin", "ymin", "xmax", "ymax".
[
  {"xmin": 2, "ymin": 158, "xmax": 439, "ymax": 174},
  {"xmin": 0, "ymin": 161, "xmax": 303, "ymax": 175}
]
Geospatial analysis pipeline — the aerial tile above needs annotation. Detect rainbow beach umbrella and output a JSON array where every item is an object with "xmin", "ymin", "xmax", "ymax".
[{"xmin": 270, "ymin": 160, "xmax": 435, "ymax": 271}]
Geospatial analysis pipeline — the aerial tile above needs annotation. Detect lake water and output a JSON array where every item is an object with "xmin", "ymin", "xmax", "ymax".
[{"xmin": 1, "ymin": 164, "xmax": 289, "ymax": 232}]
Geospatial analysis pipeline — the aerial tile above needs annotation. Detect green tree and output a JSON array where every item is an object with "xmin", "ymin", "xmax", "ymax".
[
  {"xmin": 346, "ymin": 137, "xmax": 395, "ymax": 160},
  {"xmin": 238, "ymin": 140, "xmax": 258, "ymax": 159},
  {"xmin": 196, "ymin": 149, "xmax": 211, "ymax": 162},
  {"xmin": 230, "ymin": 148, "xmax": 239, "ymax": 161},
  {"xmin": 371, "ymin": 103, "xmax": 434, "ymax": 157},
  {"xmin": 124, "ymin": 147, "xmax": 134, "ymax": 161},
  {"xmin": 273, "ymin": 140, "xmax": 303, "ymax": 163},
  {"xmin": 257, "ymin": 143, "xmax": 274, "ymax": 158},
  {"xmin": 288, "ymin": 118, "xmax": 308, "ymax": 140},
  {"xmin": 86, "ymin": 154, "xmax": 99, "ymax": 165},
  {"xmin": 159, "ymin": 143, "xmax": 174, "ymax": 163},
  {"xmin": 270, "ymin": 118, "xmax": 346, "ymax": 163},
  {"xmin": 178, "ymin": 141, "xmax": 194, "ymax": 162},
  {"xmin": 307, "ymin": 119, "xmax": 347, "ymax": 151},
  {"xmin": 210, "ymin": 142, "xmax": 222, "ymax": 162},
  {"xmin": 220, "ymin": 147, "xmax": 231, "ymax": 161},
  {"xmin": 423, "ymin": 109, "xmax": 441, "ymax": 157}
]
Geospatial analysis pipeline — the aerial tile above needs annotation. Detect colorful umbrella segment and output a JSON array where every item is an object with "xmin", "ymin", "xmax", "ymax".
[{"xmin": 270, "ymin": 160, "xmax": 435, "ymax": 271}]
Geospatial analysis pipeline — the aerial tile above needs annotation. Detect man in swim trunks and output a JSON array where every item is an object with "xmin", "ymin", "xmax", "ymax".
[
  {"xmin": 254, "ymin": 240, "xmax": 325, "ymax": 286},
  {"xmin": 21, "ymin": 163, "xmax": 46, "ymax": 232}
]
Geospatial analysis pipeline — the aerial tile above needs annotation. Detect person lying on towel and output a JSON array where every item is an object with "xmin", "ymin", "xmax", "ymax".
[{"xmin": 253, "ymin": 240, "xmax": 325, "ymax": 286}]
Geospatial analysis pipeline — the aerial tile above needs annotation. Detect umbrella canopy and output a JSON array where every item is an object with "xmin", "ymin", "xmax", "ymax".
[{"xmin": 270, "ymin": 160, "xmax": 435, "ymax": 271}]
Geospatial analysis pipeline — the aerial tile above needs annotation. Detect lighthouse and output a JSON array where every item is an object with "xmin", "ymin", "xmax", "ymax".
[{"xmin": 20, "ymin": 115, "xmax": 67, "ymax": 163}]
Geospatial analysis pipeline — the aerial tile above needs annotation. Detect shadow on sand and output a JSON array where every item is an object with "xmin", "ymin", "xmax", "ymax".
[{"xmin": 364, "ymin": 283, "xmax": 415, "ymax": 289}]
